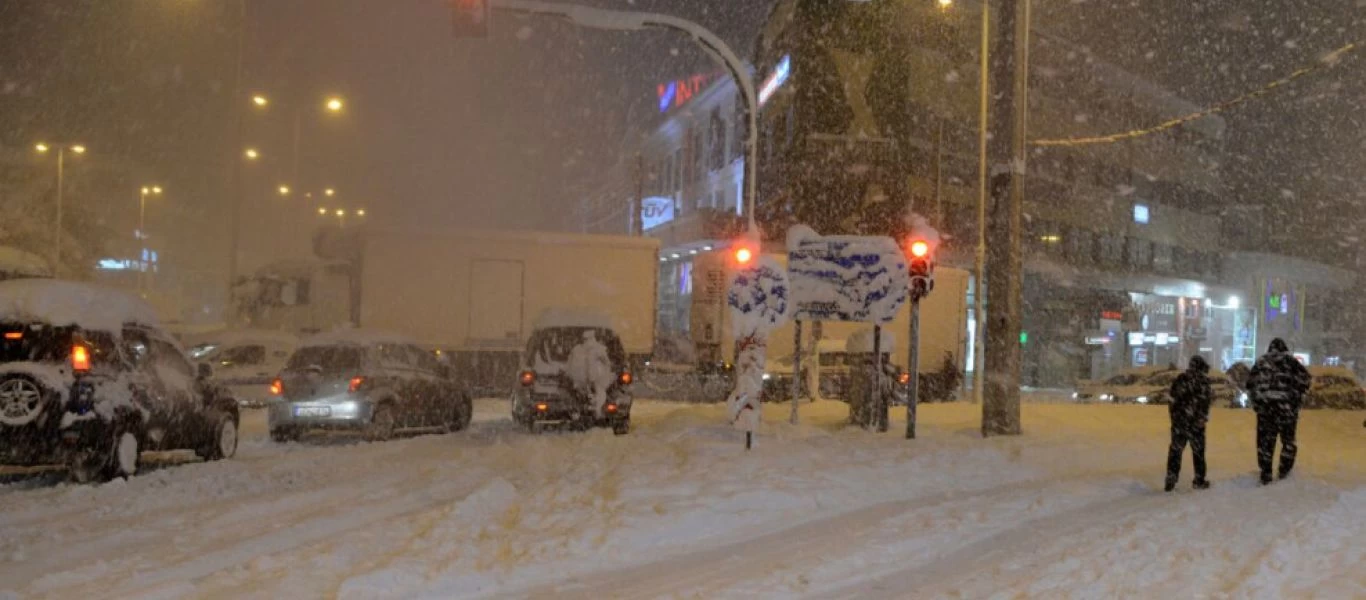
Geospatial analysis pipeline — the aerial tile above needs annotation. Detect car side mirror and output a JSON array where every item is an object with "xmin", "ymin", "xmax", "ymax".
[{"xmin": 197, "ymin": 362, "xmax": 214, "ymax": 379}]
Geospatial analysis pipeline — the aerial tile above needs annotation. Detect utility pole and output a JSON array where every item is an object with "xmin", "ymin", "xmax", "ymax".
[
  {"xmin": 982, "ymin": 0, "xmax": 1030, "ymax": 437},
  {"xmin": 227, "ymin": 0, "xmax": 248, "ymax": 303}
]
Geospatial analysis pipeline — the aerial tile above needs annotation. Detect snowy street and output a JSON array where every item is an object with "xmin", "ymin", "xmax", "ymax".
[{"xmin": 1, "ymin": 398, "xmax": 1362, "ymax": 599}]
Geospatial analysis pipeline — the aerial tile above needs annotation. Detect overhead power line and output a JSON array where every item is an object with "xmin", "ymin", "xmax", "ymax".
[{"xmin": 1031, "ymin": 40, "xmax": 1361, "ymax": 147}]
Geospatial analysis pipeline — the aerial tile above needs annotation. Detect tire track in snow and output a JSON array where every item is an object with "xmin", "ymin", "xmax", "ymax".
[
  {"xmin": 817, "ymin": 477, "xmax": 1341, "ymax": 599},
  {"xmin": 509, "ymin": 474, "xmax": 1132, "ymax": 600}
]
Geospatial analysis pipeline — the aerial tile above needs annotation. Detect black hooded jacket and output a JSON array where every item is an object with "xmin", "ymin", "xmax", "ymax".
[
  {"xmin": 1248, "ymin": 338, "xmax": 1311, "ymax": 413},
  {"xmin": 1169, "ymin": 356, "xmax": 1212, "ymax": 426}
]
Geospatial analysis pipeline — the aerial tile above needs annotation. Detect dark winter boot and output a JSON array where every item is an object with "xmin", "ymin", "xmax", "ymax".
[
  {"xmin": 1192, "ymin": 479, "xmax": 1210, "ymax": 490},
  {"xmin": 1260, "ymin": 474, "xmax": 1274, "ymax": 486},
  {"xmin": 1163, "ymin": 478, "xmax": 1176, "ymax": 492}
]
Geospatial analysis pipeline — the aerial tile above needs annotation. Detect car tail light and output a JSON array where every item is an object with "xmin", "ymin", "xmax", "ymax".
[
  {"xmin": 520, "ymin": 370, "xmax": 535, "ymax": 386},
  {"xmin": 3, "ymin": 331, "xmax": 22, "ymax": 340},
  {"xmin": 898, "ymin": 372, "xmax": 910, "ymax": 385},
  {"xmin": 270, "ymin": 378, "xmax": 283, "ymax": 396},
  {"xmin": 618, "ymin": 372, "xmax": 633, "ymax": 386},
  {"xmin": 348, "ymin": 376, "xmax": 366, "ymax": 392},
  {"xmin": 71, "ymin": 345, "xmax": 91, "ymax": 373},
  {"xmin": 605, "ymin": 403, "xmax": 618, "ymax": 413}
]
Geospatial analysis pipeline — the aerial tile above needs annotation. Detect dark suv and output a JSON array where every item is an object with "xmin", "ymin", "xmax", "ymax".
[
  {"xmin": 512, "ymin": 325, "xmax": 633, "ymax": 434},
  {"xmin": 0, "ymin": 280, "xmax": 240, "ymax": 483},
  {"xmin": 267, "ymin": 332, "xmax": 473, "ymax": 442}
]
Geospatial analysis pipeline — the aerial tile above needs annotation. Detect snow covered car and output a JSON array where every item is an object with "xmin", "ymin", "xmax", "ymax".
[
  {"xmin": 512, "ymin": 310, "xmax": 633, "ymax": 434},
  {"xmin": 1074, "ymin": 367, "xmax": 1244, "ymax": 407},
  {"xmin": 268, "ymin": 331, "xmax": 471, "ymax": 442},
  {"xmin": 1302, "ymin": 367, "xmax": 1366, "ymax": 410},
  {"xmin": 0, "ymin": 280, "xmax": 240, "ymax": 482},
  {"xmin": 185, "ymin": 329, "xmax": 297, "ymax": 408}
]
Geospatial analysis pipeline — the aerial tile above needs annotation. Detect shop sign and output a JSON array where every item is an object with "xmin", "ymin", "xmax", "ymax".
[
  {"xmin": 1084, "ymin": 336, "xmax": 1112, "ymax": 345},
  {"xmin": 641, "ymin": 196, "xmax": 675, "ymax": 230}
]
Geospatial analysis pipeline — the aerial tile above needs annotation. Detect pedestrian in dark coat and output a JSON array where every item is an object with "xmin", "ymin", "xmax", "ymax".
[
  {"xmin": 1246, "ymin": 338, "xmax": 1311, "ymax": 484},
  {"xmin": 1166, "ymin": 355, "xmax": 1213, "ymax": 491}
]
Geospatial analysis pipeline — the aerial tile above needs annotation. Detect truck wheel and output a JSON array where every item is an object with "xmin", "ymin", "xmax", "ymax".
[
  {"xmin": 365, "ymin": 404, "xmax": 396, "ymax": 442},
  {"xmin": 199, "ymin": 413, "xmax": 239, "ymax": 461}
]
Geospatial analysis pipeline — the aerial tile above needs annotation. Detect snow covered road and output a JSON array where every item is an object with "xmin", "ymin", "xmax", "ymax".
[{"xmin": 1, "ymin": 399, "xmax": 1363, "ymax": 599}]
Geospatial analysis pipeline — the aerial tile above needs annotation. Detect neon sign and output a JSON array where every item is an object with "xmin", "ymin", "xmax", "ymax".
[
  {"xmin": 758, "ymin": 55, "xmax": 791, "ymax": 106},
  {"xmin": 657, "ymin": 74, "xmax": 709, "ymax": 113}
]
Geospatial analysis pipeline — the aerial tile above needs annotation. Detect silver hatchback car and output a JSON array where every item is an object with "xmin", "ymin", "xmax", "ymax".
[{"xmin": 267, "ymin": 333, "xmax": 472, "ymax": 442}]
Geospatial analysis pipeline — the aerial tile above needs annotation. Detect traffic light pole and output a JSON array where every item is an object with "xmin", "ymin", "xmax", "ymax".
[
  {"xmin": 906, "ymin": 297, "xmax": 920, "ymax": 439},
  {"xmin": 491, "ymin": 0, "xmax": 759, "ymax": 230},
  {"xmin": 791, "ymin": 319, "xmax": 802, "ymax": 424}
]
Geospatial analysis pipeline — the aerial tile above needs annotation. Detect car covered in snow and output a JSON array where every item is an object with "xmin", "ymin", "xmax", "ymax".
[
  {"xmin": 185, "ymin": 329, "xmax": 297, "ymax": 408},
  {"xmin": 1074, "ymin": 366, "xmax": 1245, "ymax": 407},
  {"xmin": 1302, "ymin": 366, "xmax": 1366, "ymax": 410},
  {"xmin": 267, "ymin": 330, "xmax": 472, "ymax": 442},
  {"xmin": 513, "ymin": 309, "xmax": 633, "ymax": 434},
  {"xmin": 0, "ymin": 280, "xmax": 240, "ymax": 482}
]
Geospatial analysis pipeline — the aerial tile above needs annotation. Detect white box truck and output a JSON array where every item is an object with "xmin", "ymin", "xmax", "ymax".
[{"xmin": 232, "ymin": 228, "xmax": 660, "ymax": 394}]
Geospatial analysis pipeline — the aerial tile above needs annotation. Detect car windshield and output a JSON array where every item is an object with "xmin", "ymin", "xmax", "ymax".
[
  {"xmin": 286, "ymin": 345, "xmax": 363, "ymax": 373},
  {"xmin": 527, "ymin": 327, "xmax": 626, "ymax": 367}
]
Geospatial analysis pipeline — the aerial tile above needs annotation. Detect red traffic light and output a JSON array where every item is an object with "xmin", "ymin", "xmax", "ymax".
[
  {"xmin": 735, "ymin": 247, "xmax": 754, "ymax": 265},
  {"xmin": 909, "ymin": 240, "xmax": 930, "ymax": 258}
]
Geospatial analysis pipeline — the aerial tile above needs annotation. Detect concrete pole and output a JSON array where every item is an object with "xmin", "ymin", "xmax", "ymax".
[
  {"xmin": 983, "ymin": 0, "xmax": 1030, "ymax": 437},
  {"xmin": 973, "ymin": 0, "xmax": 990, "ymax": 408},
  {"xmin": 53, "ymin": 148, "xmax": 65, "ymax": 277}
]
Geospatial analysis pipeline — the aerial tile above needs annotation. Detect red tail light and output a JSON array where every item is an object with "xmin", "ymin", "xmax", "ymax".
[
  {"xmin": 3, "ymin": 331, "xmax": 22, "ymax": 340},
  {"xmin": 71, "ymin": 345, "xmax": 91, "ymax": 373},
  {"xmin": 898, "ymin": 372, "xmax": 910, "ymax": 385},
  {"xmin": 520, "ymin": 370, "xmax": 535, "ymax": 386},
  {"xmin": 269, "ymin": 378, "xmax": 283, "ymax": 396},
  {"xmin": 348, "ymin": 376, "xmax": 366, "ymax": 392},
  {"xmin": 618, "ymin": 372, "xmax": 633, "ymax": 386},
  {"xmin": 535, "ymin": 402, "xmax": 548, "ymax": 411},
  {"xmin": 605, "ymin": 403, "xmax": 618, "ymax": 413}
]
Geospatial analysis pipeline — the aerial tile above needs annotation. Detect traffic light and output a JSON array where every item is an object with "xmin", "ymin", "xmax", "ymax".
[
  {"xmin": 451, "ymin": 0, "xmax": 490, "ymax": 38},
  {"xmin": 735, "ymin": 246, "xmax": 754, "ymax": 265},
  {"xmin": 907, "ymin": 238, "xmax": 935, "ymax": 301}
]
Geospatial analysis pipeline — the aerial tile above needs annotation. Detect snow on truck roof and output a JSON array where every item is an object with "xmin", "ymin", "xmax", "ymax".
[
  {"xmin": 533, "ymin": 307, "xmax": 615, "ymax": 331},
  {"xmin": 0, "ymin": 279, "xmax": 158, "ymax": 332},
  {"xmin": 367, "ymin": 227, "xmax": 661, "ymax": 250},
  {"xmin": 302, "ymin": 328, "xmax": 417, "ymax": 348}
]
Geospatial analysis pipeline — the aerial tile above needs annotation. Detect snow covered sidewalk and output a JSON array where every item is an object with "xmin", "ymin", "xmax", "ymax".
[{"xmin": 0, "ymin": 399, "xmax": 1362, "ymax": 599}]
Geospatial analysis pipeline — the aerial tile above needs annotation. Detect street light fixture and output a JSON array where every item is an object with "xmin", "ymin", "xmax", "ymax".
[
  {"xmin": 137, "ymin": 184, "xmax": 165, "ymax": 295},
  {"xmin": 34, "ymin": 142, "xmax": 87, "ymax": 275},
  {"xmin": 278, "ymin": 185, "xmax": 291, "ymax": 196},
  {"xmin": 325, "ymin": 97, "xmax": 344, "ymax": 113},
  {"xmin": 244, "ymin": 148, "xmax": 260, "ymax": 160},
  {"xmin": 324, "ymin": 188, "xmax": 336, "ymax": 197},
  {"xmin": 356, "ymin": 208, "xmax": 366, "ymax": 217},
  {"xmin": 937, "ymin": 0, "xmax": 953, "ymax": 7},
  {"xmin": 252, "ymin": 94, "xmax": 269, "ymax": 107},
  {"xmin": 317, "ymin": 207, "xmax": 328, "ymax": 215},
  {"xmin": 335, "ymin": 209, "xmax": 346, "ymax": 217}
]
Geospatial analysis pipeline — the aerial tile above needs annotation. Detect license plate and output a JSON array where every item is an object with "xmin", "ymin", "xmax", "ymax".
[{"xmin": 294, "ymin": 406, "xmax": 331, "ymax": 417}]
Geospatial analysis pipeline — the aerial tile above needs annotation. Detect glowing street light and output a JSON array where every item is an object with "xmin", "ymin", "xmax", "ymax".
[
  {"xmin": 324, "ymin": 188, "xmax": 336, "ymax": 197},
  {"xmin": 317, "ymin": 207, "xmax": 328, "ymax": 215},
  {"xmin": 278, "ymin": 185, "xmax": 291, "ymax": 196},
  {"xmin": 244, "ymin": 147, "xmax": 260, "ymax": 160},
  {"xmin": 335, "ymin": 209, "xmax": 346, "ymax": 217},
  {"xmin": 34, "ymin": 143, "xmax": 49, "ymax": 153},
  {"xmin": 937, "ymin": 0, "xmax": 953, "ymax": 7},
  {"xmin": 252, "ymin": 94, "xmax": 269, "ymax": 107},
  {"xmin": 356, "ymin": 208, "xmax": 366, "ymax": 217},
  {"xmin": 34, "ymin": 142, "xmax": 87, "ymax": 274},
  {"xmin": 70, "ymin": 145, "xmax": 86, "ymax": 154},
  {"xmin": 325, "ymin": 97, "xmax": 344, "ymax": 113}
]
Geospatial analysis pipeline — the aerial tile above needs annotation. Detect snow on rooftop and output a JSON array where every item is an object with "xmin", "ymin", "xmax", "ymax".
[
  {"xmin": 533, "ymin": 307, "xmax": 615, "ymax": 331},
  {"xmin": 302, "ymin": 327, "xmax": 416, "ymax": 348},
  {"xmin": 0, "ymin": 279, "xmax": 158, "ymax": 331}
]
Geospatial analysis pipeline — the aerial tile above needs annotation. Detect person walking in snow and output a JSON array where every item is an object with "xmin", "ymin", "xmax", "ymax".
[
  {"xmin": 1246, "ymin": 338, "xmax": 1311, "ymax": 485},
  {"xmin": 1166, "ymin": 355, "xmax": 1213, "ymax": 492}
]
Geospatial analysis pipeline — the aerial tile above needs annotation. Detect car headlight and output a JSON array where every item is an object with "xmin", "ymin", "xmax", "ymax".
[
  {"xmin": 1099, "ymin": 394, "xmax": 1112, "ymax": 401},
  {"xmin": 1136, "ymin": 396, "xmax": 1149, "ymax": 404},
  {"xmin": 1071, "ymin": 392, "xmax": 1079, "ymax": 399},
  {"xmin": 762, "ymin": 373, "xmax": 772, "ymax": 381}
]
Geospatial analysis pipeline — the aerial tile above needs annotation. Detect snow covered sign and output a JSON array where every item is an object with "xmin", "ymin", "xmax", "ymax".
[
  {"xmin": 786, "ymin": 226, "xmax": 910, "ymax": 325},
  {"xmin": 726, "ymin": 255, "xmax": 788, "ymax": 438}
]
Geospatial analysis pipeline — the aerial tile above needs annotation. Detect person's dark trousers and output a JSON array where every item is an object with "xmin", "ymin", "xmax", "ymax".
[
  {"xmin": 1166, "ymin": 424, "xmax": 1207, "ymax": 490},
  {"xmin": 1257, "ymin": 408, "xmax": 1299, "ymax": 483}
]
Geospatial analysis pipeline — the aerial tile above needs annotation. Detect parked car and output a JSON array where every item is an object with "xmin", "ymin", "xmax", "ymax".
[
  {"xmin": 512, "ymin": 309, "xmax": 633, "ymax": 434},
  {"xmin": 0, "ymin": 280, "xmax": 240, "ymax": 482},
  {"xmin": 1303, "ymin": 366, "xmax": 1366, "ymax": 409},
  {"xmin": 186, "ymin": 329, "xmax": 297, "ymax": 408},
  {"xmin": 267, "ymin": 330, "xmax": 472, "ymax": 442},
  {"xmin": 1076, "ymin": 367, "xmax": 1245, "ymax": 407}
]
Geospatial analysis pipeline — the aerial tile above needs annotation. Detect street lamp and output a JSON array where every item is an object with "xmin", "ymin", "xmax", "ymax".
[
  {"xmin": 34, "ymin": 142, "xmax": 87, "ymax": 275},
  {"xmin": 317, "ymin": 207, "xmax": 327, "ymax": 215},
  {"xmin": 325, "ymin": 97, "xmax": 344, "ymax": 113},
  {"xmin": 244, "ymin": 147, "xmax": 260, "ymax": 160},
  {"xmin": 324, "ymin": 188, "xmax": 336, "ymax": 197},
  {"xmin": 277, "ymin": 185, "xmax": 291, "ymax": 196},
  {"xmin": 138, "ymin": 185, "xmax": 165, "ymax": 294},
  {"xmin": 252, "ymin": 94, "xmax": 269, "ymax": 107},
  {"xmin": 356, "ymin": 208, "xmax": 366, "ymax": 217}
]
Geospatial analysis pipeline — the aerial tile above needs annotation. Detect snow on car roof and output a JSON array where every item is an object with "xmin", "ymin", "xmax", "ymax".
[
  {"xmin": 302, "ymin": 328, "xmax": 416, "ymax": 348},
  {"xmin": 533, "ymin": 307, "xmax": 614, "ymax": 331},
  {"xmin": 0, "ymin": 279, "xmax": 158, "ymax": 332},
  {"xmin": 1308, "ymin": 366, "xmax": 1358, "ymax": 380},
  {"xmin": 183, "ymin": 328, "xmax": 299, "ymax": 348}
]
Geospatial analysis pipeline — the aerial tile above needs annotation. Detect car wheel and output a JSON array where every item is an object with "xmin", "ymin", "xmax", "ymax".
[
  {"xmin": 365, "ymin": 403, "xmax": 396, "ymax": 442},
  {"xmin": 69, "ymin": 425, "xmax": 140, "ymax": 484},
  {"xmin": 0, "ymin": 374, "xmax": 48, "ymax": 427},
  {"xmin": 449, "ymin": 395, "xmax": 473, "ymax": 432},
  {"xmin": 612, "ymin": 420, "xmax": 630, "ymax": 436},
  {"xmin": 200, "ymin": 413, "xmax": 239, "ymax": 461}
]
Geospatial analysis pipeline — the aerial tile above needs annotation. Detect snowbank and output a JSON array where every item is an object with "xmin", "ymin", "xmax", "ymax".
[{"xmin": 0, "ymin": 280, "xmax": 158, "ymax": 332}]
